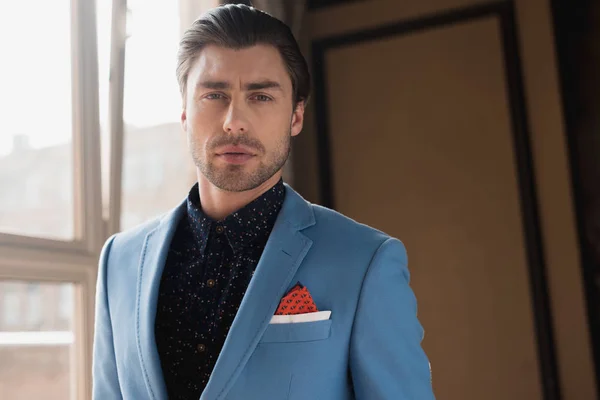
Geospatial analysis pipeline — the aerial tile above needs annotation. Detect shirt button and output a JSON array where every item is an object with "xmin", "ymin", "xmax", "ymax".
[
  {"xmin": 216, "ymin": 225, "xmax": 224, "ymax": 234},
  {"xmin": 206, "ymin": 279, "xmax": 216, "ymax": 288},
  {"xmin": 197, "ymin": 343, "xmax": 206, "ymax": 352}
]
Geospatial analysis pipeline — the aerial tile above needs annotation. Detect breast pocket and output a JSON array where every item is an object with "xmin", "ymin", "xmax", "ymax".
[{"xmin": 259, "ymin": 319, "xmax": 332, "ymax": 343}]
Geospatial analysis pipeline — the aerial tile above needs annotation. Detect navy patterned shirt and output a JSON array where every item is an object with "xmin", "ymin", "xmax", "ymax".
[{"xmin": 154, "ymin": 179, "xmax": 285, "ymax": 400}]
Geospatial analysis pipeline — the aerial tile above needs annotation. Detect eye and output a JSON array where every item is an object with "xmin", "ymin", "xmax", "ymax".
[
  {"xmin": 251, "ymin": 94, "xmax": 273, "ymax": 102},
  {"xmin": 205, "ymin": 93, "xmax": 225, "ymax": 100}
]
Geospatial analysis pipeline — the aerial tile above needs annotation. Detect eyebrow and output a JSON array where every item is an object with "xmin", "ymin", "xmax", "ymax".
[{"xmin": 197, "ymin": 80, "xmax": 283, "ymax": 92}]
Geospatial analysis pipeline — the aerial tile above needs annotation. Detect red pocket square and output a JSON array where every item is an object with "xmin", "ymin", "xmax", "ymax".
[{"xmin": 275, "ymin": 283, "xmax": 318, "ymax": 315}]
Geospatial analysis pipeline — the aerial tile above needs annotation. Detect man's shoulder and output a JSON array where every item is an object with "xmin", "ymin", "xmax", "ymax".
[
  {"xmin": 308, "ymin": 203, "xmax": 393, "ymax": 249},
  {"xmin": 302, "ymin": 203, "xmax": 408, "ymax": 281},
  {"xmin": 103, "ymin": 207, "xmax": 179, "ymax": 259},
  {"xmin": 114, "ymin": 216, "xmax": 162, "ymax": 245}
]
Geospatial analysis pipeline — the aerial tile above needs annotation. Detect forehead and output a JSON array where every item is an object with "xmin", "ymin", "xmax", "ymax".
[{"xmin": 188, "ymin": 44, "xmax": 291, "ymax": 89}]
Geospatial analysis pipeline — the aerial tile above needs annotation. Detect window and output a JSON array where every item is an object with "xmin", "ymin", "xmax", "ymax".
[
  {"xmin": 0, "ymin": 0, "xmax": 74, "ymax": 240},
  {"xmin": 120, "ymin": 0, "xmax": 196, "ymax": 231},
  {"xmin": 0, "ymin": 0, "xmax": 103, "ymax": 397},
  {"xmin": 0, "ymin": 0, "xmax": 218, "ymax": 399},
  {"xmin": 59, "ymin": 285, "xmax": 74, "ymax": 322},
  {"xmin": 26, "ymin": 284, "xmax": 42, "ymax": 328},
  {"xmin": 2, "ymin": 283, "xmax": 20, "ymax": 328},
  {"xmin": 0, "ymin": 281, "xmax": 75, "ymax": 400}
]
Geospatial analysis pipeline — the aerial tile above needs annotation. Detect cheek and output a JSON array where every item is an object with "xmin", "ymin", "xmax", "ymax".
[
  {"xmin": 188, "ymin": 107, "xmax": 220, "ymax": 135},
  {"xmin": 258, "ymin": 104, "xmax": 292, "ymax": 128},
  {"xmin": 262, "ymin": 123, "xmax": 291, "ymax": 151},
  {"xmin": 185, "ymin": 112, "xmax": 208, "ymax": 145},
  {"xmin": 188, "ymin": 105, "xmax": 209, "ymax": 126}
]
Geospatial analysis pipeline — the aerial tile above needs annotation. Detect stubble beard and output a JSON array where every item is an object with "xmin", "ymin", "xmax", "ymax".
[{"xmin": 191, "ymin": 129, "xmax": 291, "ymax": 193}]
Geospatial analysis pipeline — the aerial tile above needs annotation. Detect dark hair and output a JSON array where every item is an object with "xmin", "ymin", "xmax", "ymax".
[{"xmin": 177, "ymin": 4, "xmax": 310, "ymax": 107}]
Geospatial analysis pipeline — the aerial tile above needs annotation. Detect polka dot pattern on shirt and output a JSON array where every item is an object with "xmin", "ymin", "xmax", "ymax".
[{"xmin": 154, "ymin": 179, "xmax": 285, "ymax": 400}]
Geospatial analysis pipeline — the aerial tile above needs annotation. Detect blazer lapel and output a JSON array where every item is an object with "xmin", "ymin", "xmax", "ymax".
[
  {"xmin": 136, "ymin": 200, "xmax": 186, "ymax": 400},
  {"xmin": 201, "ymin": 184, "xmax": 316, "ymax": 400}
]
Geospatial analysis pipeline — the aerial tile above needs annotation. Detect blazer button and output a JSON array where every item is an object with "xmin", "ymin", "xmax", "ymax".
[
  {"xmin": 197, "ymin": 343, "xmax": 206, "ymax": 353},
  {"xmin": 206, "ymin": 279, "xmax": 216, "ymax": 288}
]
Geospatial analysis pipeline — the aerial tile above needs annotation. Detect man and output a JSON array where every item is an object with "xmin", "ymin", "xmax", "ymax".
[{"xmin": 92, "ymin": 4, "xmax": 434, "ymax": 400}]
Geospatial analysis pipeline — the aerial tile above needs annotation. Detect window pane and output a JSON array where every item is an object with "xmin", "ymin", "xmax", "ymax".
[
  {"xmin": 0, "ymin": 1, "xmax": 74, "ymax": 240},
  {"xmin": 0, "ymin": 281, "xmax": 74, "ymax": 400},
  {"xmin": 121, "ymin": 0, "xmax": 196, "ymax": 230},
  {"xmin": 97, "ymin": 0, "xmax": 113, "ymax": 220}
]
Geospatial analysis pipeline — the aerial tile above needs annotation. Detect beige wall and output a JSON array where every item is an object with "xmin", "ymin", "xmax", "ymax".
[{"xmin": 294, "ymin": 0, "xmax": 597, "ymax": 398}]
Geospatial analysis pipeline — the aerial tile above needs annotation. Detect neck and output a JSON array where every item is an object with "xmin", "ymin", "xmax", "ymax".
[{"xmin": 197, "ymin": 172, "xmax": 283, "ymax": 221}]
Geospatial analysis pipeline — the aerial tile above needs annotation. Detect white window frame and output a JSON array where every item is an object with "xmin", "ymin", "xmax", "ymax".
[
  {"xmin": 0, "ymin": 1, "xmax": 219, "ymax": 398},
  {"xmin": 0, "ymin": 0, "xmax": 120, "ymax": 398},
  {"xmin": 0, "ymin": 0, "xmax": 104, "ymax": 255},
  {"xmin": 0, "ymin": 255, "xmax": 97, "ymax": 400}
]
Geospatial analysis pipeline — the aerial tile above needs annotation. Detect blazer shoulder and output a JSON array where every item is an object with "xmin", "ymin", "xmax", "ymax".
[
  {"xmin": 309, "ymin": 203, "xmax": 393, "ymax": 248},
  {"xmin": 100, "ymin": 210, "xmax": 170, "ymax": 269},
  {"xmin": 111, "ymin": 216, "xmax": 161, "ymax": 250}
]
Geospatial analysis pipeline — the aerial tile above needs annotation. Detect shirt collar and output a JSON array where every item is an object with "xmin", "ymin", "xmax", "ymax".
[{"xmin": 185, "ymin": 179, "xmax": 286, "ymax": 254}]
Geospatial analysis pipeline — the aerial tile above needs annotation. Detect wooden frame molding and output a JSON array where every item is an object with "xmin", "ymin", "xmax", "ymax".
[{"xmin": 310, "ymin": 2, "xmax": 564, "ymax": 398}]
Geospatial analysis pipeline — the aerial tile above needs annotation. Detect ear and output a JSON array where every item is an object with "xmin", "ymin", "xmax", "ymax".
[
  {"xmin": 181, "ymin": 107, "xmax": 188, "ymax": 132},
  {"xmin": 291, "ymin": 101, "xmax": 305, "ymax": 137}
]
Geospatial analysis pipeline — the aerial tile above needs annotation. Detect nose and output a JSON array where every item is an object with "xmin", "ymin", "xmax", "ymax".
[{"xmin": 223, "ymin": 102, "xmax": 249, "ymax": 134}]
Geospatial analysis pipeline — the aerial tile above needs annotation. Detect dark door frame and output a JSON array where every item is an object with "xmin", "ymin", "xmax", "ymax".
[
  {"xmin": 550, "ymin": 0, "xmax": 600, "ymax": 395},
  {"xmin": 310, "ymin": 2, "xmax": 562, "ymax": 399}
]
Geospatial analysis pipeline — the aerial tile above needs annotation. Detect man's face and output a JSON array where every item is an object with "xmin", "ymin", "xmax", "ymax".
[{"xmin": 182, "ymin": 44, "xmax": 304, "ymax": 192}]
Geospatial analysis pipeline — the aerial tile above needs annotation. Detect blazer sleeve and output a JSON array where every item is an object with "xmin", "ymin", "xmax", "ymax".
[
  {"xmin": 349, "ymin": 237, "xmax": 435, "ymax": 399},
  {"xmin": 92, "ymin": 234, "xmax": 123, "ymax": 400}
]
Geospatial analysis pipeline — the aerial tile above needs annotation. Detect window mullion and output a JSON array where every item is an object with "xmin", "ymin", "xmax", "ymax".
[
  {"xmin": 72, "ymin": 0, "xmax": 104, "ymax": 256},
  {"xmin": 71, "ymin": 0, "xmax": 104, "ymax": 398},
  {"xmin": 106, "ymin": 0, "xmax": 128, "ymax": 237}
]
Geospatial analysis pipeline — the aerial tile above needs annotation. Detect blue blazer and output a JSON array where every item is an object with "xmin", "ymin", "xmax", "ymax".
[{"xmin": 92, "ymin": 184, "xmax": 435, "ymax": 399}]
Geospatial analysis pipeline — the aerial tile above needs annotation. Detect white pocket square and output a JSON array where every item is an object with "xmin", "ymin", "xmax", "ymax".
[{"xmin": 269, "ymin": 310, "xmax": 332, "ymax": 324}]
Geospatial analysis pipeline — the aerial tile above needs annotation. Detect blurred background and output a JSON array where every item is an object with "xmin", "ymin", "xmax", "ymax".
[{"xmin": 0, "ymin": 0, "xmax": 599, "ymax": 399}]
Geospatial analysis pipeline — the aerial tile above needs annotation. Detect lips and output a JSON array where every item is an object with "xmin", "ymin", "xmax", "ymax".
[
  {"xmin": 217, "ymin": 153, "xmax": 254, "ymax": 165},
  {"xmin": 215, "ymin": 146, "xmax": 256, "ymax": 165},
  {"xmin": 216, "ymin": 146, "xmax": 255, "ymax": 156}
]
